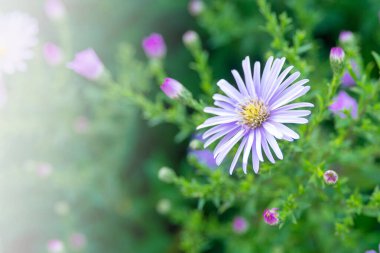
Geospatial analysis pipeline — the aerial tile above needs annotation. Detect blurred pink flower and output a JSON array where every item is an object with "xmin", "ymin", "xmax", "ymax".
[
  {"xmin": 329, "ymin": 91, "xmax": 358, "ymax": 119},
  {"xmin": 0, "ymin": 12, "xmax": 38, "ymax": 74},
  {"xmin": 188, "ymin": 0, "xmax": 205, "ymax": 16},
  {"xmin": 69, "ymin": 232, "xmax": 87, "ymax": 250},
  {"xmin": 36, "ymin": 162, "xmax": 53, "ymax": 177},
  {"xmin": 339, "ymin": 30, "xmax": 354, "ymax": 43},
  {"xmin": 263, "ymin": 208, "xmax": 279, "ymax": 226},
  {"xmin": 45, "ymin": 0, "xmax": 66, "ymax": 20},
  {"xmin": 47, "ymin": 239, "xmax": 64, "ymax": 253},
  {"xmin": 0, "ymin": 77, "xmax": 7, "ymax": 107},
  {"xmin": 67, "ymin": 48, "xmax": 104, "ymax": 80},
  {"xmin": 43, "ymin": 42, "xmax": 63, "ymax": 65},
  {"xmin": 323, "ymin": 170, "xmax": 338, "ymax": 185},
  {"xmin": 142, "ymin": 33, "xmax": 166, "ymax": 59},
  {"xmin": 232, "ymin": 216, "xmax": 248, "ymax": 234},
  {"xmin": 74, "ymin": 116, "xmax": 90, "ymax": 133}
]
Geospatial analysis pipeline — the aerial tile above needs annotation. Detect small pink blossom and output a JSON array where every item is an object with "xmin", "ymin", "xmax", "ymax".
[
  {"xmin": 74, "ymin": 116, "xmax": 90, "ymax": 133},
  {"xmin": 142, "ymin": 33, "xmax": 166, "ymax": 59},
  {"xmin": 0, "ymin": 77, "xmax": 7, "ymax": 108},
  {"xmin": 339, "ymin": 31, "xmax": 354, "ymax": 43},
  {"xmin": 330, "ymin": 47, "xmax": 345, "ymax": 64},
  {"xmin": 232, "ymin": 216, "xmax": 248, "ymax": 234},
  {"xmin": 188, "ymin": 0, "xmax": 205, "ymax": 16},
  {"xmin": 329, "ymin": 91, "xmax": 358, "ymax": 119},
  {"xmin": 69, "ymin": 232, "xmax": 87, "ymax": 250},
  {"xmin": 160, "ymin": 78, "xmax": 184, "ymax": 99},
  {"xmin": 36, "ymin": 163, "xmax": 53, "ymax": 177},
  {"xmin": 45, "ymin": 0, "xmax": 66, "ymax": 20},
  {"xmin": 43, "ymin": 42, "xmax": 63, "ymax": 65},
  {"xmin": 183, "ymin": 30, "xmax": 199, "ymax": 46},
  {"xmin": 67, "ymin": 48, "xmax": 104, "ymax": 80},
  {"xmin": 323, "ymin": 170, "xmax": 338, "ymax": 185},
  {"xmin": 263, "ymin": 208, "xmax": 279, "ymax": 226},
  {"xmin": 47, "ymin": 239, "xmax": 64, "ymax": 253}
]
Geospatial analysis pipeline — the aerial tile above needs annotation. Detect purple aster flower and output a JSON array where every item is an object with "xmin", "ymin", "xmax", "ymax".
[
  {"xmin": 365, "ymin": 244, "xmax": 380, "ymax": 253},
  {"xmin": 142, "ymin": 33, "xmax": 166, "ymax": 59},
  {"xmin": 197, "ymin": 56, "xmax": 313, "ymax": 174},
  {"xmin": 329, "ymin": 91, "xmax": 358, "ymax": 119},
  {"xmin": 161, "ymin": 78, "xmax": 185, "ymax": 99},
  {"xmin": 67, "ymin": 48, "xmax": 104, "ymax": 80},
  {"xmin": 341, "ymin": 60, "xmax": 359, "ymax": 87},
  {"xmin": 43, "ymin": 42, "xmax": 63, "ymax": 65},
  {"xmin": 263, "ymin": 208, "xmax": 279, "ymax": 226},
  {"xmin": 190, "ymin": 150, "xmax": 217, "ymax": 169},
  {"xmin": 44, "ymin": 0, "xmax": 66, "ymax": 21},
  {"xmin": 323, "ymin": 170, "xmax": 338, "ymax": 185},
  {"xmin": 339, "ymin": 31, "xmax": 354, "ymax": 44},
  {"xmin": 232, "ymin": 216, "xmax": 248, "ymax": 234}
]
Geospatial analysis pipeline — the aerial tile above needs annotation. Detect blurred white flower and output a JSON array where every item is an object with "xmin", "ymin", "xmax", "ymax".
[
  {"xmin": 47, "ymin": 239, "xmax": 64, "ymax": 253},
  {"xmin": 0, "ymin": 12, "xmax": 38, "ymax": 74}
]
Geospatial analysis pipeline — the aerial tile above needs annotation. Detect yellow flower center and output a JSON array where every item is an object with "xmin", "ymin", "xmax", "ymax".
[{"xmin": 240, "ymin": 100, "xmax": 269, "ymax": 128}]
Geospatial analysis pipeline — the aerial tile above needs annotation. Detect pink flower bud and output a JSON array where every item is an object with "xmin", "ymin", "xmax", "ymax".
[
  {"xmin": 263, "ymin": 208, "xmax": 279, "ymax": 226},
  {"xmin": 160, "ymin": 78, "xmax": 184, "ymax": 99},
  {"xmin": 323, "ymin": 170, "xmax": 338, "ymax": 185},
  {"xmin": 67, "ymin": 48, "xmax": 104, "ymax": 80},
  {"xmin": 183, "ymin": 30, "xmax": 199, "ymax": 46},
  {"xmin": 188, "ymin": 0, "xmax": 205, "ymax": 16},
  {"xmin": 330, "ymin": 47, "xmax": 345, "ymax": 64},
  {"xmin": 142, "ymin": 33, "xmax": 166, "ymax": 59},
  {"xmin": 43, "ymin": 42, "xmax": 63, "ymax": 65},
  {"xmin": 339, "ymin": 31, "xmax": 354, "ymax": 43}
]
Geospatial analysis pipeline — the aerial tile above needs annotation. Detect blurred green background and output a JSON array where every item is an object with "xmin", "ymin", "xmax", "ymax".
[{"xmin": 0, "ymin": 0, "xmax": 379, "ymax": 252}]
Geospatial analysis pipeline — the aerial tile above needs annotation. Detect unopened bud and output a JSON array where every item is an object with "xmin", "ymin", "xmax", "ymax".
[
  {"xmin": 339, "ymin": 31, "xmax": 354, "ymax": 44},
  {"xmin": 324, "ymin": 170, "xmax": 338, "ymax": 185},
  {"xmin": 156, "ymin": 199, "xmax": 171, "ymax": 215},
  {"xmin": 158, "ymin": 167, "xmax": 176, "ymax": 183},
  {"xmin": 330, "ymin": 47, "xmax": 345, "ymax": 73},
  {"xmin": 183, "ymin": 30, "xmax": 199, "ymax": 47},
  {"xmin": 160, "ymin": 78, "xmax": 185, "ymax": 99}
]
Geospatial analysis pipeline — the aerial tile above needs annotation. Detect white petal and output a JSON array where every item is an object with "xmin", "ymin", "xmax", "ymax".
[
  {"xmin": 260, "ymin": 129, "xmax": 275, "ymax": 163},
  {"xmin": 213, "ymin": 94, "xmax": 235, "ymax": 105},
  {"xmin": 264, "ymin": 130, "xmax": 283, "ymax": 159},
  {"xmin": 274, "ymin": 102, "xmax": 314, "ymax": 111},
  {"xmin": 232, "ymin": 69, "xmax": 249, "ymax": 96},
  {"xmin": 251, "ymin": 141, "xmax": 260, "ymax": 173},
  {"xmin": 217, "ymin": 79, "xmax": 244, "ymax": 102},
  {"xmin": 214, "ymin": 101, "xmax": 235, "ymax": 110},
  {"xmin": 263, "ymin": 57, "xmax": 286, "ymax": 102},
  {"xmin": 255, "ymin": 128, "xmax": 263, "ymax": 161},
  {"xmin": 242, "ymin": 56, "xmax": 256, "ymax": 98},
  {"xmin": 262, "ymin": 122, "xmax": 283, "ymax": 139},
  {"xmin": 270, "ymin": 86, "xmax": 310, "ymax": 110},
  {"xmin": 197, "ymin": 116, "xmax": 239, "ymax": 129},
  {"xmin": 270, "ymin": 116, "xmax": 309, "ymax": 124},
  {"xmin": 269, "ymin": 121, "xmax": 300, "ymax": 139},
  {"xmin": 229, "ymin": 137, "xmax": 248, "ymax": 174},
  {"xmin": 242, "ymin": 130, "xmax": 255, "ymax": 173},
  {"xmin": 215, "ymin": 129, "xmax": 245, "ymax": 165},
  {"xmin": 202, "ymin": 123, "xmax": 236, "ymax": 139},
  {"xmin": 253, "ymin": 61, "xmax": 261, "ymax": 96},
  {"xmin": 204, "ymin": 107, "xmax": 237, "ymax": 116},
  {"xmin": 271, "ymin": 110, "xmax": 311, "ymax": 118},
  {"xmin": 204, "ymin": 125, "xmax": 239, "ymax": 148}
]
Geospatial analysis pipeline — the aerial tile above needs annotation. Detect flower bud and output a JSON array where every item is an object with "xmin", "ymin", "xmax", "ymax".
[
  {"xmin": 263, "ymin": 208, "xmax": 279, "ymax": 226},
  {"xmin": 183, "ymin": 30, "xmax": 199, "ymax": 47},
  {"xmin": 67, "ymin": 48, "xmax": 104, "ymax": 80},
  {"xmin": 160, "ymin": 78, "xmax": 185, "ymax": 99},
  {"xmin": 323, "ymin": 170, "xmax": 338, "ymax": 185},
  {"xmin": 188, "ymin": 0, "xmax": 205, "ymax": 16},
  {"xmin": 339, "ymin": 31, "xmax": 354, "ymax": 44},
  {"xmin": 189, "ymin": 139, "xmax": 203, "ymax": 150},
  {"xmin": 232, "ymin": 216, "xmax": 248, "ymax": 234},
  {"xmin": 158, "ymin": 167, "xmax": 176, "ymax": 183},
  {"xmin": 142, "ymin": 33, "xmax": 166, "ymax": 59},
  {"xmin": 156, "ymin": 199, "xmax": 171, "ymax": 215},
  {"xmin": 330, "ymin": 47, "xmax": 345, "ymax": 73}
]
